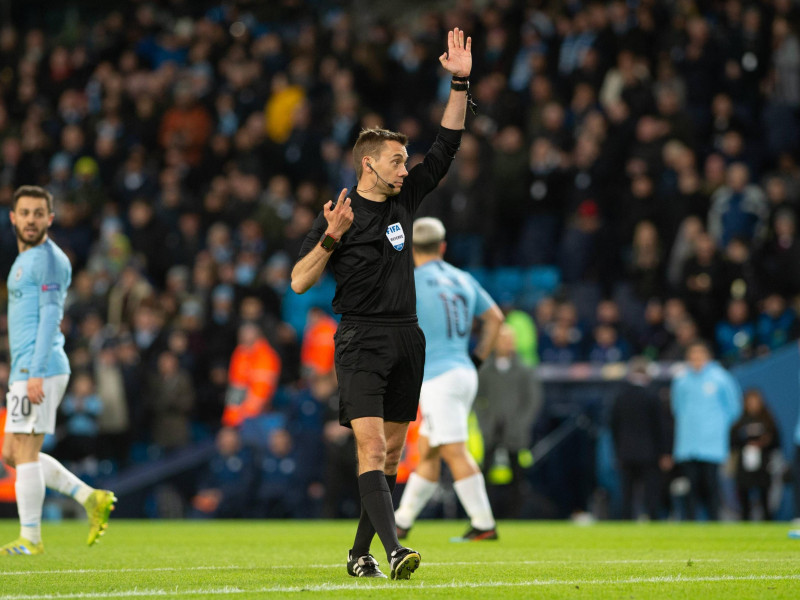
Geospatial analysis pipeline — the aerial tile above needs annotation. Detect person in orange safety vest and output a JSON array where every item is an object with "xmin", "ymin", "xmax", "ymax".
[
  {"xmin": 301, "ymin": 307, "xmax": 338, "ymax": 376},
  {"xmin": 223, "ymin": 322, "xmax": 281, "ymax": 427}
]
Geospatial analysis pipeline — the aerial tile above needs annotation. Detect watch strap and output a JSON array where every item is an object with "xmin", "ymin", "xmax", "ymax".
[{"xmin": 319, "ymin": 232, "xmax": 339, "ymax": 251}]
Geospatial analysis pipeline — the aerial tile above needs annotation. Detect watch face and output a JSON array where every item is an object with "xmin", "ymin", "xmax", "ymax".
[{"xmin": 321, "ymin": 234, "xmax": 337, "ymax": 250}]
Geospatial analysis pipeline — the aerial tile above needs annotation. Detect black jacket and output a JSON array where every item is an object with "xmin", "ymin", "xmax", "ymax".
[{"xmin": 610, "ymin": 381, "xmax": 670, "ymax": 464}]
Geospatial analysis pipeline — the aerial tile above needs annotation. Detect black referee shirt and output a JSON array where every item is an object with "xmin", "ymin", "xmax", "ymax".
[{"xmin": 297, "ymin": 126, "xmax": 462, "ymax": 318}]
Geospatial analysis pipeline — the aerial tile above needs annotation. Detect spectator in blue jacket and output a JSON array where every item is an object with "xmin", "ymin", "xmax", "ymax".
[
  {"xmin": 715, "ymin": 298, "xmax": 755, "ymax": 365},
  {"xmin": 190, "ymin": 427, "xmax": 255, "ymax": 519},
  {"xmin": 539, "ymin": 321, "xmax": 583, "ymax": 364},
  {"xmin": 253, "ymin": 428, "xmax": 308, "ymax": 518},
  {"xmin": 588, "ymin": 323, "xmax": 632, "ymax": 364},
  {"xmin": 57, "ymin": 371, "xmax": 103, "ymax": 462},
  {"xmin": 670, "ymin": 340, "xmax": 742, "ymax": 520},
  {"xmin": 756, "ymin": 293, "xmax": 799, "ymax": 353}
]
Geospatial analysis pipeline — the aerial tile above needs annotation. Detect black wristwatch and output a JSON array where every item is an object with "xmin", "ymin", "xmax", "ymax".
[{"xmin": 319, "ymin": 232, "xmax": 340, "ymax": 252}]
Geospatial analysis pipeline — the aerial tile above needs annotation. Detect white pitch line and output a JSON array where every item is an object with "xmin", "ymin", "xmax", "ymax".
[
  {"xmin": 1, "ymin": 566, "xmax": 247, "ymax": 577},
  {"xmin": 3, "ymin": 556, "xmax": 799, "ymax": 577},
  {"xmin": 3, "ymin": 574, "xmax": 800, "ymax": 599}
]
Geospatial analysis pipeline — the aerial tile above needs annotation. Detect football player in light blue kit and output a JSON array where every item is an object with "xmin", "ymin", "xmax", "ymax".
[
  {"xmin": 2, "ymin": 186, "xmax": 115, "ymax": 556},
  {"xmin": 395, "ymin": 217, "xmax": 504, "ymax": 541}
]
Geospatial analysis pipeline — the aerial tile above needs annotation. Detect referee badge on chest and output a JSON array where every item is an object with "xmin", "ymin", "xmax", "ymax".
[{"xmin": 386, "ymin": 222, "xmax": 405, "ymax": 251}]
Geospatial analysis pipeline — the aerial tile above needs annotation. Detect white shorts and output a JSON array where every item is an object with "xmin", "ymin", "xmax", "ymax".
[
  {"xmin": 4, "ymin": 374, "xmax": 70, "ymax": 435},
  {"xmin": 418, "ymin": 366, "xmax": 478, "ymax": 447}
]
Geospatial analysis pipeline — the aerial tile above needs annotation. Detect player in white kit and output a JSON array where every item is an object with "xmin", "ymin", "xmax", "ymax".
[{"xmin": 395, "ymin": 217, "xmax": 503, "ymax": 541}]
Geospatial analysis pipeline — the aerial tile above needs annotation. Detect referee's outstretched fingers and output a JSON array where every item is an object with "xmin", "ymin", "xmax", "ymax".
[
  {"xmin": 439, "ymin": 27, "xmax": 472, "ymax": 76},
  {"xmin": 324, "ymin": 188, "xmax": 354, "ymax": 236}
]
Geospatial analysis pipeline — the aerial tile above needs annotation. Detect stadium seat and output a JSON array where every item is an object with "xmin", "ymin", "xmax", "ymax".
[
  {"xmin": 519, "ymin": 266, "xmax": 561, "ymax": 310},
  {"xmin": 465, "ymin": 267, "xmax": 490, "ymax": 289},
  {"xmin": 525, "ymin": 265, "xmax": 560, "ymax": 294},
  {"xmin": 488, "ymin": 267, "xmax": 525, "ymax": 307}
]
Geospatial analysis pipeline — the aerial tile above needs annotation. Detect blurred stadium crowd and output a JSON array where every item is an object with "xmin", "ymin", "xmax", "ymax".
[{"xmin": 1, "ymin": 0, "xmax": 800, "ymax": 519}]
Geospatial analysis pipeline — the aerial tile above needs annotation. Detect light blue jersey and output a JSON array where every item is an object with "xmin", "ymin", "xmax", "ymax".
[
  {"xmin": 415, "ymin": 260, "xmax": 496, "ymax": 381},
  {"xmin": 7, "ymin": 238, "xmax": 71, "ymax": 383},
  {"xmin": 671, "ymin": 361, "xmax": 742, "ymax": 464}
]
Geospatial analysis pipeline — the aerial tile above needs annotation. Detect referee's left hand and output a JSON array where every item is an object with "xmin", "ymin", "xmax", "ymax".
[
  {"xmin": 439, "ymin": 27, "xmax": 472, "ymax": 77},
  {"xmin": 27, "ymin": 377, "xmax": 44, "ymax": 405}
]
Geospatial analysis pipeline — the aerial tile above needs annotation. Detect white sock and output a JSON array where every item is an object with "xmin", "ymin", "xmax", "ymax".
[
  {"xmin": 394, "ymin": 473, "xmax": 439, "ymax": 529},
  {"xmin": 453, "ymin": 472, "xmax": 495, "ymax": 530},
  {"xmin": 39, "ymin": 453, "xmax": 93, "ymax": 505},
  {"xmin": 15, "ymin": 462, "xmax": 45, "ymax": 544}
]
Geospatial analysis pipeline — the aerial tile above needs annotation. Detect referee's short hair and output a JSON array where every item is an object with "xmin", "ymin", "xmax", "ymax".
[
  {"xmin": 13, "ymin": 185, "xmax": 54, "ymax": 213},
  {"xmin": 353, "ymin": 128, "xmax": 408, "ymax": 179}
]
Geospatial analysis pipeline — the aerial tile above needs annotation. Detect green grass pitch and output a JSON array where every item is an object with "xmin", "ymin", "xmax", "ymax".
[{"xmin": 1, "ymin": 520, "xmax": 799, "ymax": 599}]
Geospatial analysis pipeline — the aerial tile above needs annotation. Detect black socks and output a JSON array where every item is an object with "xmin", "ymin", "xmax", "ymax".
[{"xmin": 352, "ymin": 471, "xmax": 399, "ymax": 558}]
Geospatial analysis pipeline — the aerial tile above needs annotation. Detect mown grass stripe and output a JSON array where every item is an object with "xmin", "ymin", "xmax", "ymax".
[
  {"xmin": 3, "ymin": 555, "xmax": 800, "ymax": 577},
  {"xmin": 3, "ymin": 573, "xmax": 800, "ymax": 599}
]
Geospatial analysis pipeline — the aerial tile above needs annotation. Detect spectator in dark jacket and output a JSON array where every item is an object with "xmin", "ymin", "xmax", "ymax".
[
  {"xmin": 610, "ymin": 357, "xmax": 671, "ymax": 520},
  {"xmin": 190, "ymin": 427, "xmax": 255, "ymax": 519},
  {"xmin": 680, "ymin": 232, "xmax": 726, "ymax": 337},
  {"xmin": 730, "ymin": 389, "xmax": 779, "ymax": 521},
  {"xmin": 757, "ymin": 209, "xmax": 800, "ymax": 298},
  {"xmin": 147, "ymin": 350, "xmax": 195, "ymax": 452}
]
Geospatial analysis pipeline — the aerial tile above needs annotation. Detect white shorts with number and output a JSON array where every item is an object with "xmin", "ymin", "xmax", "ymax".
[
  {"xmin": 4, "ymin": 374, "xmax": 70, "ymax": 435},
  {"xmin": 418, "ymin": 366, "xmax": 478, "ymax": 447}
]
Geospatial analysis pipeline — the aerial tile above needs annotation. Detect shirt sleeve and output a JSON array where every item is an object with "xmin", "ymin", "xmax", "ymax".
[
  {"xmin": 30, "ymin": 251, "xmax": 69, "ymax": 377},
  {"xmin": 36, "ymin": 251, "xmax": 68, "ymax": 307},
  {"xmin": 721, "ymin": 372, "xmax": 743, "ymax": 425},
  {"xmin": 402, "ymin": 126, "xmax": 462, "ymax": 214},
  {"xmin": 296, "ymin": 211, "xmax": 329, "ymax": 264}
]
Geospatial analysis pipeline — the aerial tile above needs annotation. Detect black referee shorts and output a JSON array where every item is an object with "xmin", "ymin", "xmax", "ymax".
[{"xmin": 334, "ymin": 315, "xmax": 425, "ymax": 427}]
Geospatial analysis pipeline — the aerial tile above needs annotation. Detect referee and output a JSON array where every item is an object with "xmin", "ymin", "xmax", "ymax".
[{"xmin": 291, "ymin": 27, "xmax": 473, "ymax": 580}]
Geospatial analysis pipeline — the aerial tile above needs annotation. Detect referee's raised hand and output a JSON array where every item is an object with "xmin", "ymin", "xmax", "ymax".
[
  {"xmin": 324, "ymin": 188, "xmax": 354, "ymax": 237},
  {"xmin": 439, "ymin": 27, "xmax": 472, "ymax": 77}
]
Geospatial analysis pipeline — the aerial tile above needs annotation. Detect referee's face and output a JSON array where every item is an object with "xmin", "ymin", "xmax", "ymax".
[
  {"xmin": 10, "ymin": 195, "xmax": 54, "ymax": 249},
  {"xmin": 375, "ymin": 141, "xmax": 409, "ymax": 195}
]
